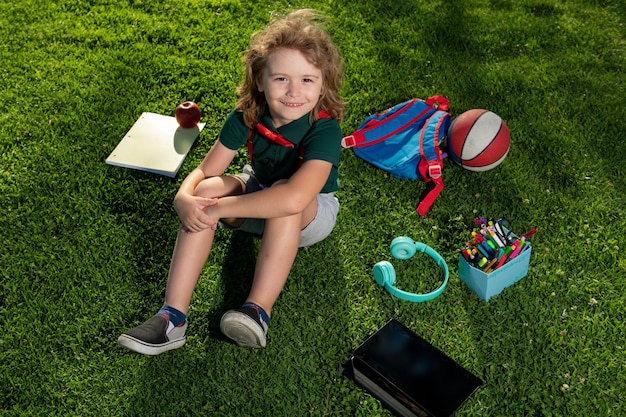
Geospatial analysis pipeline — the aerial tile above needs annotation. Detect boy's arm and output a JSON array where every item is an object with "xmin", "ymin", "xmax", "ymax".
[
  {"xmin": 177, "ymin": 140, "xmax": 237, "ymax": 195},
  {"xmin": 207, "ymin": 159, "xmax": 332, "ymax": 220},
  {"xmin": 174, "ymin": 140, "xmax": 237, "ymax": 232}
]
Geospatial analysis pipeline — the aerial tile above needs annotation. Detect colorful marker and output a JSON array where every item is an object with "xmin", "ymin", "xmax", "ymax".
[
  {"xmin": 508, "ymin": 241, "xmax": 523, "ymax": 260},
  {"xmin": 483, "ymin": 258, "xmax": 498, "ymax": 273}
]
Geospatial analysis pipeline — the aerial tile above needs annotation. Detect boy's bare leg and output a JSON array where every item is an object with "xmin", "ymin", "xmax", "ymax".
[
  {"xmin": 163, "ymin": 227, "xmax": 216, "ymax": 314},
  {"xmin": 245, "ymin": 197, "xmax": 318, "ymax": 316},
  {"xmin": 244, "ymin": 213, "xmax": 301, "ymax": 316},
  {"xmin": 219, "ymin": 195, "xmax": 318, "ymax": 348},
  {"xmin": 164, "ymin": 175, "xmax": 245, "ymax": 314}
]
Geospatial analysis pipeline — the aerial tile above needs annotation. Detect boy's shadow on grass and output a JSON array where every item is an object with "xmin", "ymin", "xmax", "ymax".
[{"xmin": 220, "ymin": 232, "xmax": 259, "ymax": 305}]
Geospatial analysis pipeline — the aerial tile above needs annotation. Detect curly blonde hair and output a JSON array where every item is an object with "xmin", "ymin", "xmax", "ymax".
[{"xmin": 236, "ymin": 9, "xmax": 345, "ymax": 127}]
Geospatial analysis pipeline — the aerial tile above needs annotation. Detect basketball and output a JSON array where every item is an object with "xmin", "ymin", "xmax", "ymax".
[{"xmin": 447, "ymin": 109, "xmax": 511, "ymax": 172}]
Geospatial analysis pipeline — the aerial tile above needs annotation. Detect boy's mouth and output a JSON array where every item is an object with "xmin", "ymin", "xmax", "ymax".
[{"xmin": 281, "ymin": 101, "xmax": 304, "ymax": 108}]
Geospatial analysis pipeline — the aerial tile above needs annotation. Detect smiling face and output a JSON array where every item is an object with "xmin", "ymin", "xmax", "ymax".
[{"xmin": 257, "ymin": 48, "xmax": 324, "ymax": 128}]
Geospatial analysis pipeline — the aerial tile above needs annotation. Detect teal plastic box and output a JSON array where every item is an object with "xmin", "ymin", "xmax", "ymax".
[{"xmin": 458, "ymin": 244, "xmax": 532, "ymax": 301}]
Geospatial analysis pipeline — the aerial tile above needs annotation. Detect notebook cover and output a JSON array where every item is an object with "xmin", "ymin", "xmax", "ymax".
[{"xmin": 106, "ymin": 112, "xmax": 205, "ymax": 177}]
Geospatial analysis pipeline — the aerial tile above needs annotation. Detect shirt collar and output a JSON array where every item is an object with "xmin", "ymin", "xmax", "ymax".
[{"xmin": 260, "ymin": 109, "xmax": 311, "ymax": 145}]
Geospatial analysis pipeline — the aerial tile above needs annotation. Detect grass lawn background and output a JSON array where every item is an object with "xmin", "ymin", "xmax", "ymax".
[{"xmin": 1, "ymin": 0, "xmax": 625, "ymax": 415}]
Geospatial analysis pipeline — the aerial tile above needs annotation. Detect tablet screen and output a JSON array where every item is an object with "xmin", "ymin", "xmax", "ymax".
[{"xmin": 350, "ymin": 319, "xmax": 483, "ymax": 417}]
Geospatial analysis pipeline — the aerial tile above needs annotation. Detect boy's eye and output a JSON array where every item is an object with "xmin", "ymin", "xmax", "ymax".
[{"xmin": 271, "ymin": 76, "xmax": 318, "ymax": 84}]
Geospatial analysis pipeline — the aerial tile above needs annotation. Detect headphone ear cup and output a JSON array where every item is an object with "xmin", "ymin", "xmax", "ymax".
[
  {"xmin": 390, "ymin": 236, "xmax": 417, "ymax": 260},
  {"xmin": 373, "ymin": 261, "xmax": 396, "ymax": 287}
]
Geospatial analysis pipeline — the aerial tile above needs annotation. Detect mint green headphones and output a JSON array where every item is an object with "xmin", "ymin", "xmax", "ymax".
[{"xmin": 373, "ymin": 237, "xmax": 449, "ymax": 302}]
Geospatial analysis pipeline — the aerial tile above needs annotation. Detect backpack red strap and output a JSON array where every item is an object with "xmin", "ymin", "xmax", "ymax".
[
  {"xmin": 416, "ymin": 176, "xmax": 444, "ymax": 216},
  {"xmin": 247, "ymin": 110, "xmax": 332, "ymax": 165},
  {"xmin": 341, "ymin": 99, "xmax": 432, "ymax": 149},
  {"xmin": 317, "ymin": 110, "xmax": 331, "ymax": 119},
  {"xmin": 247, "ymin": 129, "xmax": 254, "ymax": 162},
  {"xmin": 425, "ymin": 96, "xmax": 449, "ymax": 112},
  {"xmin": 416, "ymin": 112, "xmax": 447, "ymax": 216}
]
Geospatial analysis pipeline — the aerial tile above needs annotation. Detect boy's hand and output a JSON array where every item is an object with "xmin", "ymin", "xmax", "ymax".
[{"xmin": 174, "ymin": 193, "xmax": 218, "ymax": 233}]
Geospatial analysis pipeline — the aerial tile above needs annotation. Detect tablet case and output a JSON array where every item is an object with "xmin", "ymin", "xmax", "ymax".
[{"xmin": 340, "ymin": 319, "xmax": 483, "ymax": 417}]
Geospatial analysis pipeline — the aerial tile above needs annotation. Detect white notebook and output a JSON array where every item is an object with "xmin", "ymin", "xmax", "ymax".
[{"xmin": 106, "ymin": 112, "xmax": 205, "ymax": 177}]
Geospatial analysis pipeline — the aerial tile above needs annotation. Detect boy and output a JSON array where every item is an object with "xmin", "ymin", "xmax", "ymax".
[{"xmin": 118, "ymin": 10, "xmax": 345, "ymax": 354}]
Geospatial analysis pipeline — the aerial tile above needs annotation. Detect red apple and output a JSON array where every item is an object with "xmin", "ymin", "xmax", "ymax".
[{"xmin": 175, "ymin": 101, "xmax": 201, "ymax": 128}]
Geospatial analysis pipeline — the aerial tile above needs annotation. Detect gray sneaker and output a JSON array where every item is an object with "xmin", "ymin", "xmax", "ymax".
[
  {"xmin": 118, "ymin": 315, "xmax": 187, "ymax": 355},
  {"xmin": 220, "ymin": 307, "xmax": 268, "ymax": 348}
]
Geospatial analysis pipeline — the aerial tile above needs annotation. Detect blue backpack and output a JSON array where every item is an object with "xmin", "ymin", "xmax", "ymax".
[{"xmin": 342, "ymin": 96, "xmax": 451, "ymax": 216}]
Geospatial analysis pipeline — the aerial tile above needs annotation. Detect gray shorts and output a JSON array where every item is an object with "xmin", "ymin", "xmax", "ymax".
[{"xmin": 222, "ymin": 165, "xmax": 339, "ymax": 248}]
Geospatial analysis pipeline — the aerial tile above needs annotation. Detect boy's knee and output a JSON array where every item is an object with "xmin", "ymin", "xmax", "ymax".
[
  {"xmin": 193, "ymin": 177, "xmax": 218, "ymax": 198},
  {"xmin": 194, "ymin": 176, "xmax": 244, "ymax": 198}
]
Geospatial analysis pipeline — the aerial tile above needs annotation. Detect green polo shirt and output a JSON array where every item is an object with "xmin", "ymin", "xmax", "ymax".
[{"xmin": 218, "ymin": 109, "xmax": 341, "ymax": 193}]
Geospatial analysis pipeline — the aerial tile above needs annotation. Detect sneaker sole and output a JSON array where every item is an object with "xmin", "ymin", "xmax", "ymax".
[
  {"xmin": 117, "ymin": 334, "xmax": 186, "ymax": 356},
  {"xmin": 220, "ymin": 311, "xmax": 266, "ymax": 348}
]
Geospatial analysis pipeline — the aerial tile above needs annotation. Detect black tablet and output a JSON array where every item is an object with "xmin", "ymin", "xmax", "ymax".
[{"xmin": 341, "ymin": 319, "xmax": 483, "ymax": 417}]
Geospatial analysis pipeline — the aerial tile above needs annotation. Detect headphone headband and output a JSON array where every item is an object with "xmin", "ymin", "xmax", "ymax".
[{"xmin": 373, "ymin": 237, "xmax": 449, "ymax": 302}]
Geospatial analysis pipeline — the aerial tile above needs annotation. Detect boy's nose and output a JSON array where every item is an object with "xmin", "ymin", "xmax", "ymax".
[{"xmin": 287, "ymin": 81, "xmax": 301, "ymax": 97}]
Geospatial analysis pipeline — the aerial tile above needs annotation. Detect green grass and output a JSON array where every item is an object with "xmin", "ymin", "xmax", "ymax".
[{"xmin": 1, "ymin": 0, "xmax": 625, "ymax": 415}]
